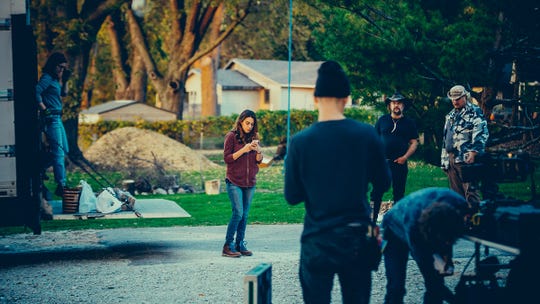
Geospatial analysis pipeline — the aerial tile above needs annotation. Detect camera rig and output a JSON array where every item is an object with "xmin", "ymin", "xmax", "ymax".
[
  {"xmin": 463, "ymin": 151, "xmax": 539, "ymax": 245},
  {"xmin": 456, "ymin": 152, "xmax": 540, "ymax": 303}
]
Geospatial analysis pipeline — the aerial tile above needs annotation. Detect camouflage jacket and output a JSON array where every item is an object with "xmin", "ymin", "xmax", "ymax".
[{"xmin": 441, "ymin": 102, "xmax": 489, "ymax": 170}]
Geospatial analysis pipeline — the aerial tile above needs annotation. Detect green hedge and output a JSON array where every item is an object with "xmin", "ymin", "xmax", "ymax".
[{"xmin": 79, "ymin": 108, "xmax": 378, "ymax": 150}]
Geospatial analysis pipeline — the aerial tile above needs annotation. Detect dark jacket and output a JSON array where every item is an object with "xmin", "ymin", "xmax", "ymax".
[
  {"xmin": 382, "ymin": 187, "xmax": 469, "ymax": 253},
  {"xmin": 223, "ymin": 131, "xmax": 260, "ymax": 187},
  {"xmin": 381, "ymin": 187, "xmax": 470, "ymax": 302}
]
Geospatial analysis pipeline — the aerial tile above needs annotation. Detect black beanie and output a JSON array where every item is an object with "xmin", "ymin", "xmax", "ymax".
[{"xmin": 314, "ymin": 61, "xmax": 351, "ymax": 98}]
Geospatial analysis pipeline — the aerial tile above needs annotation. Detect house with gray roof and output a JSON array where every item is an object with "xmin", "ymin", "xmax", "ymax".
[
  {"xmin": 185, "ymin": 68, "xmax": 263, "ymax": 117},
  {"xmin": 79, "ymin": 100, "xmax": 177, "ymax": 123},
  {"xmin": 185, "ymin": 59, "xmax": 327, "ymax": 117}
]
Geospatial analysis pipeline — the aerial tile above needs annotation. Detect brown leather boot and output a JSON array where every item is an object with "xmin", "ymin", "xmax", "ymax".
[
  {"xmin": 236, "ymin": 241, "xmax": 253, "ymax": 256},
  {"xmin": 222, "ymin": 243, "xmax": 241, "ymax": 258}
]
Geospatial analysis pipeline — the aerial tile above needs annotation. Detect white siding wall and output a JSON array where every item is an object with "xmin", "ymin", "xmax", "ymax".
[
  {"xmin": 267, "ymin": 84, "xmax": 282, "ymax": 111},
  {"xmin": 187, "ymin": 63, "xmax": 323, "ymax": 116},
  {"xmin": 279, "ymin": 87, "xmax": 315, "ymax": 110},
  {"xmin": 185, "ymin": 71, "xmax": 202, "ymax": 107},
  {"xmin": 227, "ymin": 65, "xmax": 283, "ymax": 111},
  {"xmin": 184, "ymin": 71, "xmax": 203, "ymax": 118},
  {"xmin": 220, "ymin": 90, "xmax": 260, "ymax": 116}
]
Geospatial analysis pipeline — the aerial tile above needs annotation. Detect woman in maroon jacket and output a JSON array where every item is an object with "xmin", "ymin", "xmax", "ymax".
[{"xmin": 222, "ymin": 110, "xmax": 263, "ymax": 257}]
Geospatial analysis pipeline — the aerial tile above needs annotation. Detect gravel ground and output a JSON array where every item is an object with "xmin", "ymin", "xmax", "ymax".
[{"xmin": 0, "ymin": 225, "xmax": 513, "ymax": 304}]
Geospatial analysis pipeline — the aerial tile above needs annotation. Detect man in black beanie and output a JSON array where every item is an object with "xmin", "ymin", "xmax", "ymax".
[{"xmin": 285, "ymin": 60, "xmax": 391, "ymax": 303}]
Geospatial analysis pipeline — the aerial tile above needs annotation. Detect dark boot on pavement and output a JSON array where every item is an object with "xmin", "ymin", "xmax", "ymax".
[
  {"xmin": 222, "ymin": 243, "xmax": 241, "ymax": 258},
  {"xmin": 55, "ymin": 184, "xmax": 64, "ymax": 198}
]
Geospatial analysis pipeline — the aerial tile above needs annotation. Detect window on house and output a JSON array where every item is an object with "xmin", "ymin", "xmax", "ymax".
[
  {"xmin": 264, "ymin": 89, "xmax": 270, "ymax": 104},
  {"xmin": 188, "ymin": 91, "xmax": 197, "ymax": 104}
]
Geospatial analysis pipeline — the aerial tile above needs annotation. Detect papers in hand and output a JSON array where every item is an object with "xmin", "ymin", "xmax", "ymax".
[
  {"xmin": 258, "ymin": 156, "xmax": 274, "ymax": 168},
  {"xmin": 433, "ymin": 254, "xmax": 454, "ymax": 276}
]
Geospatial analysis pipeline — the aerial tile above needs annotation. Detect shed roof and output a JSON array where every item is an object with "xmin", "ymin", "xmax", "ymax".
[
  {"xmin": 81, "ymin": 100, "xmax": 175, "ymax": 115},
  {"xmin": 80, "ymin": 100, "xmax": 138, "ymax": 114}
]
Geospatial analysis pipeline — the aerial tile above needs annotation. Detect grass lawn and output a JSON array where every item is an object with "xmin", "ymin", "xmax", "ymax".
[{"xmin": 1, "ymin": 154, "xmax": 539, "ymax": 235}]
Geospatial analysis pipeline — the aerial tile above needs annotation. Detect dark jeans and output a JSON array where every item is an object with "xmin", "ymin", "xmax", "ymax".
[
  {"xmin": 383, "ymin": 228, "xmax": 409, "ymax": 304},
  {"xmin": 371, "ymin": 160, "xmax": 408, "ymax": 204},
  {"xmin": 299, "ymin": 225, "xmax": 374, "ymax": 304},
  {"xmin": 383, "ymin": 229, "xmax": 452, "ymax": 304},
  {"xmin": 388, "ymin": 160, "xmax": 408, "ymax": 203}
]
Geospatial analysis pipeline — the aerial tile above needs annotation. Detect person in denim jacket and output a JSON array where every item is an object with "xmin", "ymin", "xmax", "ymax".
[
  {"xmin": 222, "ymin": 109, "xmax": 263, "ymax": 257},
  {"xmin": 441, "ymin": 85, "xmax": 489, "ymax": 207},
  {"xmin": 36, "ymin": 52, "xmax": 71, "ymax": 198},
  {"xmin": 382, "ymin": 187, "xmax": 471, "ymax": 304}
]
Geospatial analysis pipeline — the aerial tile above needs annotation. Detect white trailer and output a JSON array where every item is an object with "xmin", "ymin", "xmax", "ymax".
[
  {"xmin": 0, "ymin": 1, "xmax": 190, "ymax": 231},
  {"xmin": 0, "ymin": 0, "xmax": 42, "ymax": 234}
]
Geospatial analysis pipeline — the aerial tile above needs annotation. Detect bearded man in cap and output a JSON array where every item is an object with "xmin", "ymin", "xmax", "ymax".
[
  {"xmin": 441, "ymin": 85, "xmax": 489, "ymax": 208},
  {"xmin": 285, "ymin": 60, "xmax": 390, "ymax": 304},
  {"xmin": 371, "ymin": 92, "xmax": 419, "ymax": 221}
]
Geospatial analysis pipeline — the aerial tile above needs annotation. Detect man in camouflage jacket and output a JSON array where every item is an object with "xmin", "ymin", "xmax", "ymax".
[{"xmin": 441, "ymin": 85, "xmax": 489, "ymax": 207}]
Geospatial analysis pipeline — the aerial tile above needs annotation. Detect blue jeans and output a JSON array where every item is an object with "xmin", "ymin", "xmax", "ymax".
[
  {"xmin": 383, "ymin": 228, "xmax": 451, "ymax": 304},
  {"xmin": 43, "ymin": 116, "xmax": 68, "ymax": 186},
  {"xmin": 383, "ymin": 229, "xmax": 409, "ymax": 304},
  {"xmin": 225, "ymin": 180, "xmax": 255, "ymax": 244}
]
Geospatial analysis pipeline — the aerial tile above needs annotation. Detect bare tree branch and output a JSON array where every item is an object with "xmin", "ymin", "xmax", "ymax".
[
  {"xmin": 84, "ymin": 0, "xmax": 127, "ymax": 24},
  {"xmin": 125, "ymin": 8, "xmax": 161, "ymax": 84},
  {"xmin": 180, "ymin": 0, "xmax": 253, "ymax": 72},
  {"xmin": 105, "ymin": 15, "xmax": 129, "ymax": 95}
]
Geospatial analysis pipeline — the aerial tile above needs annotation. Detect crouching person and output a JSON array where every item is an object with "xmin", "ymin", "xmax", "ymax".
[{"xmin": 382, "ymin": 187, "xmax": 472, "ymax": 304}]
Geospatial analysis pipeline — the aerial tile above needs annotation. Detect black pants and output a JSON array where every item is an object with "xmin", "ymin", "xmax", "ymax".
[
  {"xmin": 388, "ymin": 160, "xmax": 408, "ymax": 203},
  {"xmin": 299, "ymin": 224, "xmax": 377, "ymax": 304},
  {"xmin": 383, "ymin": 228, "xmax": 454, "ymax": 304},
  {"xmin": 371, "ymin": 160, "xmax": 408, "ymax": 203}
]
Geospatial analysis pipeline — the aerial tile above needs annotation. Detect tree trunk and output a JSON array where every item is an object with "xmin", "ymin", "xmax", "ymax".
[
  {"xmin": 201, "ymin": 55, "xmax": 218, "ymax": 117},
  {"xmin": 81, "ymin": 45, "xmax": 98, "ymax": 109},
  {"xmin": 480, "ymin": 87, "xmax": 495, "ymax": 121},
  {"xmin": 158, "ymin": 76, "xmax": 186, "ymax": 119},
  {"xmin": 106, "ymin": 14, "xmax": 130, "ymax": 100},
  {"xmin": 130, "ymin": 51, "xmax": 147, "ymax": 102},
  {"xmin": 66, "ymin": 49, "xmax": 92, "ymax": 159},
  {"xmin": 479, "ymin": 10, "xmax": 505, "ymax": 123},
  {"xmin": 200, "ymin": 3, "xmax": 223, "ymax": 117}
]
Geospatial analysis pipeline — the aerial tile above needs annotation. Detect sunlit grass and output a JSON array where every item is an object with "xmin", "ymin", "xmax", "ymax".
[{"xmin": 2, "ymin": 155, "xmax": 538, "ymax": 235}]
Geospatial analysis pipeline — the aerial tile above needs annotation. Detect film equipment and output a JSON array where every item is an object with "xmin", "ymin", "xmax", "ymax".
[{"xmin": 456, "ymin": 152, "xmax": 540, "ymax": 303}]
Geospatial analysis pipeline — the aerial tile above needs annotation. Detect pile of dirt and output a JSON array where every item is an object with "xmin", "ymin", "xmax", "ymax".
[{"xmin": 84, "ymin": 127, "xmax": 221, "ymax": 172}]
